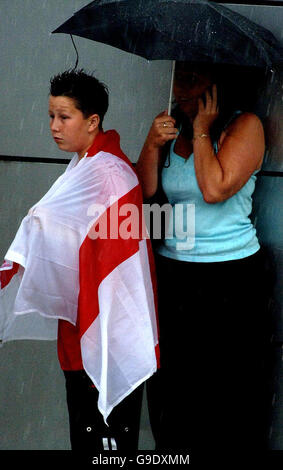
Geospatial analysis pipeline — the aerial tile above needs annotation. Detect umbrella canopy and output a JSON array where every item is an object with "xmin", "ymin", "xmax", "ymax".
[{"xmin": 52, "ymin": 0, "xmax": 283, "ymax": 69}]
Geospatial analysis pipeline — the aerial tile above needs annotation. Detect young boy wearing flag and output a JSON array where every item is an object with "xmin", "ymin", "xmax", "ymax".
[{"xmin": 0, "ymin": 69, "xmax": 159, "ymax": 452}]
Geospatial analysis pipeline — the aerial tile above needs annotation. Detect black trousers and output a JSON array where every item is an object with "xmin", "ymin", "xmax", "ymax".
[
  {"xmin": 64, "ymin": 370, "xmax": 144, "ymax": 452},
  {"xmin": 147, "ymin": 249, "xmax": 273, "ymax": 454}
]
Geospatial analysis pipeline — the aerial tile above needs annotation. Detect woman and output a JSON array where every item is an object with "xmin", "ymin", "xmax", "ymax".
[{"xmin": 136, "ymin": 62, "xmax": 271, "ymax": 454}]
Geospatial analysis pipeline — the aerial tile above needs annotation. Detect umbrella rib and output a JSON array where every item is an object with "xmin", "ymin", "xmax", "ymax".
[
  {"xmin": 208, "ymin": 3, "xmax": 275, "ymax": 64},
  {"xmin": 150, "ymin": 29, "xmax": 248, "ymax": 65}
]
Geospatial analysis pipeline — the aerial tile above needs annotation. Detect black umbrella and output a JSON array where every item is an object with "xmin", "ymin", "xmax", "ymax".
[{"xmin": 52, "ymin": 0, "xmax": 283, "ymax": 69}]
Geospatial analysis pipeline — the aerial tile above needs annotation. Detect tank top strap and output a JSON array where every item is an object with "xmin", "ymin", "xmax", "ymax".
[{"xmin": 214, "ymin": 110, "xmax": 243, "ymax": 153}]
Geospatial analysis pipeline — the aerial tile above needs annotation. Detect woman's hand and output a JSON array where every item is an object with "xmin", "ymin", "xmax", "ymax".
[
  {"xmin": 144, "ymin": 111, "xmax": 178, "ymax": 150},
  {"xmin": 136, "ymin": 111, "xmax": 177, "ymax": 199},
  {"xmin": 193, "ymin": 84, "xmax": 219, "ymax": 136}
]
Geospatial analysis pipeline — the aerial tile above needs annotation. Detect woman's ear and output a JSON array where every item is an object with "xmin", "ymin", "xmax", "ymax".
[{"xmin": 88, "ymin": 114, "xmax": 100, "ymax": 132}]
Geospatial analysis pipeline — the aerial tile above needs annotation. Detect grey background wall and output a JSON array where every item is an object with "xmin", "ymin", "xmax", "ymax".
[
  {"xmin": 0, "ymin": 0, "xmax": 282, "ymax": 452},
  {"xmin": 0, "ymin": 0, "xmax": 171, "ymax": 162}
]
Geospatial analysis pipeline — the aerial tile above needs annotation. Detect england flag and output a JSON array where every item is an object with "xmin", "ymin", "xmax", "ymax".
[{"xmin": 0, "ymin": 130, "xmax": 159, "ymax": 422}]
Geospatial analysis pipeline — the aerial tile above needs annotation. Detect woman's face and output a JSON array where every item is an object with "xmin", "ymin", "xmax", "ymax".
[
  {"xmin": 173, "ymin": 66, "xmax": 213, "ymax": 119},
  {"xmin": 48, "ymin": 95, "xmax": 97, "ymax": 158}
]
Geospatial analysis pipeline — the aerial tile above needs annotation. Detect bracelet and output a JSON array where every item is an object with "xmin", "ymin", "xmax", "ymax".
[{"xmin": 193, "ymin": 133, "xmax": 210, "ymax": 140}]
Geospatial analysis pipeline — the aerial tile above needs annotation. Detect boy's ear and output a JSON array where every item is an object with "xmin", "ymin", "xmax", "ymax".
[{"xmin": 88, "ymin": 114, "xmax": 100, "ymax": 132}]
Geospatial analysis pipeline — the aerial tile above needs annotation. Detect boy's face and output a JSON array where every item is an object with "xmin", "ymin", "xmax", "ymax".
[{"xmin": 48, "ymin": 95, "xmax": 98, "ymax": 158}]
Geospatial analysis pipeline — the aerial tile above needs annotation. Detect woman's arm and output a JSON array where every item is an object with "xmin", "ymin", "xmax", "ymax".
[
  {"xmin": 136, "ymin": 111, "xmax": 178, "ymax": 199},
  {"xmin": 193, "ymin": 85, "xmax": 265, "ymax": 203}
]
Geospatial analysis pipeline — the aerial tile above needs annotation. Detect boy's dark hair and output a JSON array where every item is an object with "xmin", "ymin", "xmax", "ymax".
[{"xmin": 50, "ymin": 69, "xmax": 109, "ymax": 129}]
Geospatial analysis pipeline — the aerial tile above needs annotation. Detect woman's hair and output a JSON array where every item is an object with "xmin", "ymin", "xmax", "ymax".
[
  {"xmin": 176, "ymin": 62, "xmax": 266, "ymax": 135},
  {"xmin": 163, "ymin": 61, "xmax": 267, "ymax": 166},
  {"xmin": 50, "ymin": 69, "xmax": 109, "ymax": 128}
]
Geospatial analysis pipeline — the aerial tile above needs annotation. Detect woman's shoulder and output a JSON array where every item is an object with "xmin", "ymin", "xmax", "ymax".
[
  {"xmin": 227, "ymin": 111, "xmax": 262, "ymax": 129},
  {"xmin": 221, "ymin": 112, "xmax": 263, "ymax": 140}
]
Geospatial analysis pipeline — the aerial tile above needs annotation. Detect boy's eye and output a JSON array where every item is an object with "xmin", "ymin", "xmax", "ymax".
[{"xmin": 48, "ymin": 113, "xmax": 70, "ymax": 120}]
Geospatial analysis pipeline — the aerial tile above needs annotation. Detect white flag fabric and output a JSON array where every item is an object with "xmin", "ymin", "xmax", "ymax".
[{"xmin": 0, "ymin": 130, "xmax": 159, "ymax": 421}]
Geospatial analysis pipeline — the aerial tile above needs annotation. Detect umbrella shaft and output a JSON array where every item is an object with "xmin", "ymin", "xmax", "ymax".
[{"xmin": 168, "ymin": 60, "xmax": 176, "ymax": 116}]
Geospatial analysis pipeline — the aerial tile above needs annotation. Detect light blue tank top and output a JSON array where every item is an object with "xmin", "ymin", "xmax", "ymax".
[{"xmin": 157, "ymin": 138, "xmax": 260, "ymax": 262}]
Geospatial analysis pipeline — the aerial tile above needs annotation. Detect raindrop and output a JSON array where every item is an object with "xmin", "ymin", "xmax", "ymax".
[
  {"xmin": 138, "ymin": 122, "xmax": 145, "ymax": 136},
  {"xmin": 23, "ymin": 422, "xmax": 32, "ymax": 441},
  {"xmin": 20, "ymin": 382, "xmax": 25, "ymax": 394},
  {"xmin": 29, "ymin": 371, "xmax": 34, "ymax": 388},
  {"xmin": 272, "ymin": 393, "xmax": 276, "ymax": 406}
]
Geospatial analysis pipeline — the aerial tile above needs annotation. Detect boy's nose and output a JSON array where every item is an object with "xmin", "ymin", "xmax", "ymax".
[{"xmin": 50, "ymin": 117, "xmax": 60, "ymax": 131}]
